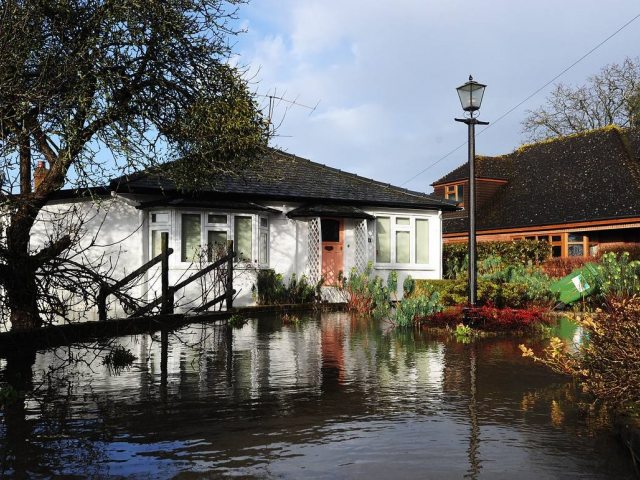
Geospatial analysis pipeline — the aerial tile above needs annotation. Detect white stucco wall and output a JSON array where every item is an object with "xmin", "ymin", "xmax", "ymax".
[{"xmin": 29, "ymin": 195, "xmax": 445, "ymax": 317}]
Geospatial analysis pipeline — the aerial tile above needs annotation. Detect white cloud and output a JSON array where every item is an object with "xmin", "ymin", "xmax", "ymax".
[{"xmin": 236, "ymin": 0, "xmax": 640, "ymax": 190}]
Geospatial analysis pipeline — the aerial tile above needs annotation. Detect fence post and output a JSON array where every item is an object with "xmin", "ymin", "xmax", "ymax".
[
  {"xmin": 98, "ymin": 287, "xmax": 107, "ymax": 322},
  {"xmin": 226, "ymin": 240, "xmax": 234, "ymax": 310},
  {"xmin": 161, "ymin": 232, "xmax": 173, "ymax": 314}
]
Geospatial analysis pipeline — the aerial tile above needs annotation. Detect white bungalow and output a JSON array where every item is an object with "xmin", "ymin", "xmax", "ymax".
[{"xmin": 32, "ymin": 150, "xmax": 458, "ymax": 316}]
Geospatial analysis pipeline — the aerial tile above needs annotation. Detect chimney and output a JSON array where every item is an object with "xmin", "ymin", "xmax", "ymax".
[{"xmin": 34, "ymin": 161, "xmax": 48, "ymax": 190}]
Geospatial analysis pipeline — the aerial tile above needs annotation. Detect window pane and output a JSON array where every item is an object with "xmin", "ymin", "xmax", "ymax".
[
  {"xmin": 396, "ymin": 231, "xmax": 410, "ymax": 264},
  {"xmin": 552, "ymin": 235, "xmax": 561, "ymax": 242},
  {"xmin": 321, "ymin": 219, "xmax": 340, "ymax": 242},
  {"xmin": 568, "ymin": 244, "xmax": 584, "ymax": 257},
  {"xmin": 396, "ymin": 217, "xmax": 410, "ymax": 226},
  {"xmin": 376, "ymin": 217, "xmax": 391, "ymax": 263},
  {"xmin": 552, "ymin": 246, "xmax": 562, "ymax": 257},
  {"xmin": 446, "ymin": 193, "xmax": 455, "ymax": 200},
  {"xmin": 207, "ymin": 230, "xmax": 227, "ymax": 262},
  {"xmin": 181, "ymin": 214, "xmax": 201, "ymax": 262},
  {"xmin": 207, "ymin": 214, "xmax": 227, "ymax": 224},
  {"xmin": 568, "ymin": 233, "xmax": 584, "ymax": 242},
  {"xmin": 151, "ymin": 213, "xmax": 169, "ymax": 223},
  {"xmin": 234, "ymin": 216, "xmax": 252, "ymax": 262},
  {"xmin": 415, "ymin": 219, "xmax": 429, "ymax": 264},
  {"xmin": 260, "ymin": 217, "xmax": 268, "ymax": 228},
  {"xmin": 260, "ymin": 232, "xmax": 268, "ymax": 264},
  {"xmin": 457, "ymin": 185, "xmax": 464, "ymax": 200},
  {"xmin": 151, "ymin": 231, "xmax": 168, "ymax": 258}
]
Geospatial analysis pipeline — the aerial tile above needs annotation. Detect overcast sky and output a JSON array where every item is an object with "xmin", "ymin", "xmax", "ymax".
[{"xmin": 231, "ymin": 1, "xmax": 640, "ymax": 194}]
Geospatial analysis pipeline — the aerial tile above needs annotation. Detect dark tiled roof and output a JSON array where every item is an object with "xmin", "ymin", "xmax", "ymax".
[
  {"xmin": 287, "ymin": 204, "xmax": 375, "ymax": 219},
  {"xmin": 441, "ymin": 126, "xmax": 640, "ymax": 234},
  {"xmin": 432, "ymin": 155, "xmax": 512, "ymax": 185},
  {"xmin": 112, "ymin": 149, "xmax": 459, "ymax": 212},
  {"xmin": 136, "ymin": 198, "xmax": 281, "ymax": 213}
]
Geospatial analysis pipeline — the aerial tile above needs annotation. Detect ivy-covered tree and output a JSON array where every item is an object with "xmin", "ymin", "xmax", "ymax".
[
  {"xmin": 0, "ymin": 0, "xmax": 269, "ymax": 330},
  {"xmin": 522, "ymin": 57, "xmax": 640, "ymax": 142}
]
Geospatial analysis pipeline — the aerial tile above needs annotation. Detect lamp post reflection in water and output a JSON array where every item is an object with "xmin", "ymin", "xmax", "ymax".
[{"xmin": 467, "ymin": 342, "xmax": 481, "ymax": 478}]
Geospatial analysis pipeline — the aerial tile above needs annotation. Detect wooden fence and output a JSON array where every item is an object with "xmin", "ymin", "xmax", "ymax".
[{"xmin": 98, "ymin": 235, "xmax": 235, "ymax": 321}]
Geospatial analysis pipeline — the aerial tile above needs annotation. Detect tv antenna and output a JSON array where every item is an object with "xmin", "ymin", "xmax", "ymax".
[{"xmin": 258, "ymin": 90, "xmax": 321, "ymax": 135}]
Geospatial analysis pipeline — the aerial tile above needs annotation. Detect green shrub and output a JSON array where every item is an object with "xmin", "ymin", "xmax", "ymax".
[
  {"xmin": 102, "ymin": 345, "xmax": 136, "ymax": 374},
  {"xmin": 444, "ymin": 240, "xmax": 552, "ymax": 279},
  {"xmin": 598, "ymin": 242, "xmax": 640, "ymax": 261},
  {"xmin": 393, "ymin": 292, "xmax": 443, "ymax": 327},
  {"xmin": 338, "ymin": 263, "xmax": 394, "ymax": 319},
  {"xmin": 338, "ymin": 264, "xmax": 443, "ymax": 327},
  {"xmin": 0, "ymin": 385, "xmax": 19, "ymax": 407},
  {"xmin": 592, "ymin": 252, "xmax": 640, "ymax": 308},
  {"xmin": 228, "ymin": 314, "xmax": 249, "ymax": 328},
  {"xmin": 414, "ymin": 275, "xmax": 553, "ymax": 309},
  {"xmin": 252, "ymin": 270, "xmax": 322, "ymax": 305}
]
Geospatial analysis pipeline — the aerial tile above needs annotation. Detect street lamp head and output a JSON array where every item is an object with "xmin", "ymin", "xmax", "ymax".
[{"xmin": 456, "ymin": 75, "xmax": 486, "ymax": 113}]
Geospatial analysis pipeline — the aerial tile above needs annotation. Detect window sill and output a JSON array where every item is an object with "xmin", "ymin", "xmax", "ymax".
[{"xmin": 373, "ymin": 264, "xmax": 435, "ymax": 271}]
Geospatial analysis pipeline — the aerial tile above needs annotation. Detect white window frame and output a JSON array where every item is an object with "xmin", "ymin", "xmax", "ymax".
[
  {"xmin": 373, "ymin": 213, "xmax": 431, "ymax": 268},
  {"xmin": 259, "ymin": 216, "xmax": 269, "ymax": 265},
  {"xmin": 148, "ymin": 210, "xmax": 171, "ymax": 260},
  {"xmin": 159, "ymin": 210, "xmax": 268, "ymax": 269}
]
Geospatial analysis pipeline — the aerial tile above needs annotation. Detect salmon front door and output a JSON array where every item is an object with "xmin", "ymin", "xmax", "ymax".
[{"xmin": 321, "ymin": 218, "xmax": 343, "ymax": 286}]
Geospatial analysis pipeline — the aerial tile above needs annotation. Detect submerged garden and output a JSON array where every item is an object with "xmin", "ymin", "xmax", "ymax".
[{"xmin": 250, "ymin": 238, "xmax": 640, "ymax": 466}]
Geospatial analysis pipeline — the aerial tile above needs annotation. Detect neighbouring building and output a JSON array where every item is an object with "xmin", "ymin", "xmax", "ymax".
[{"xmin": 431, "ymin": 126, "xmax": 640, "ymax": 257}]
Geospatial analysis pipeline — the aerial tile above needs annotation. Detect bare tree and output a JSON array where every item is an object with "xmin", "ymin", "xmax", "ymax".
[
  {"xmin": 521, "ymin": 57, "xmax": 640, "ymax": 142},
  {"xmin": 0, "ymin": 0, "xmax": 269, "ymax": 329}
]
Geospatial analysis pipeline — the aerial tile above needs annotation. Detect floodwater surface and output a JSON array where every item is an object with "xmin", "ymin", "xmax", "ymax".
[{"xmin": 0, "ymin": 312, "xmax": 636, "ymax": 479}]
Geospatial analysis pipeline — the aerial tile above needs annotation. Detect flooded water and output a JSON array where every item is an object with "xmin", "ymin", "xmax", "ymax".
[{"xmin": 0, "ymin": 312, "xmax": 635, "ymax": 479}]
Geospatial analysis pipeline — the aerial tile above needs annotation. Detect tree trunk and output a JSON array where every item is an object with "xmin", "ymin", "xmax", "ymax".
[
  {"xmin": 5, "ymin": 208, "xmax": 41, "ymax": 331},
  {"xmin": 5, "ymin": 260, "xmax": 41, "ymax": 330}
]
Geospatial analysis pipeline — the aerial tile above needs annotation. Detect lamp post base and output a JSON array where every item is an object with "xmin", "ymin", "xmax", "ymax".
[{"xmin": 462, "ymin": 305, "xmax": 479, "ymax": 328}]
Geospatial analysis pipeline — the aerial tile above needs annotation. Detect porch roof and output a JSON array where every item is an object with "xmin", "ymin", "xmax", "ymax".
[{"xmin": 286, "ymin": 204, "xmax": 375, "ymax": 220}]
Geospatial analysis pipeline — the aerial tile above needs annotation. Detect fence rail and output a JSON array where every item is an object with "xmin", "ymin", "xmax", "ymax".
[{"xmin": 98, "ymin": 235, "xmax": 235, "ymax": 321}]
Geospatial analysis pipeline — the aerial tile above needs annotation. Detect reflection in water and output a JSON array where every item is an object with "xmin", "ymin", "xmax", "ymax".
[{"xmin": 0, "ymin": 312, "xmax": 635, "ymax": 478}]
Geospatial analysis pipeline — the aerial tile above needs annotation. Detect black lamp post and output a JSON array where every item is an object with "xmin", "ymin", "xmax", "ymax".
[{"xmin": 455, "ymin": 75, "xmax": 489, "ymax": 323}]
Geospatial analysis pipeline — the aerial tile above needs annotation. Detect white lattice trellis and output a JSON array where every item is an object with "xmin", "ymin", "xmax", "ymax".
[
  {"xmin": 354, "ymin": 219, "xmax": 368, "ymax": 274},
  {"xmin": 307, "ymin": 217, "xmax": 322, "ymax": 283}
]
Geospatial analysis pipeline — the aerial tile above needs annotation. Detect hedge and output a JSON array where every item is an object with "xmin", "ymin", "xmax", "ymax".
[
  {"xmin": 443, "ymin": 240, "xmax": 551, "ymax": 279},
  {"xmin": 413, "ymin": 278, "xmax": 554, "ymax": 309}
]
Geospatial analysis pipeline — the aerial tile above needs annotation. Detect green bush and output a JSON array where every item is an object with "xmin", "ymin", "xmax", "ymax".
[
  {"xmin": 592, "ymin": 252, "xmax": 640, "ymax": 308},
  {"xmin": 598, "ymin": 242, "xmax": 640, "ymax": 261},
  {"xmin": 252, "ymin": 270, "xmax": 322, "ymax": 305},
  {"xmin": 393, "ymin": 293, "xmax": 443, "ymax": 327},
  {"xmin": 443, "ymin": 240, "xmax": 552, "ymax": 279},
  {"xmin": 338, "ymin": 265, "xmax": 402, "ymax": 321},
  {"xmin": 338, "ymin": 264, "xmax": 443, "ymax": 327},
  {"xmin": 414, "ymin": 275, "xmax": 553, "ymax": 309}
]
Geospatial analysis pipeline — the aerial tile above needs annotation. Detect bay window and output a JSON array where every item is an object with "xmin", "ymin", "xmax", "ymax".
[
  {"xmin": 375, "ymin": 215, "xmax": 430, "ymax": 266},
  {"xmin": 148, "ymin": 210, "xmax": 269, "ymax": 267}
]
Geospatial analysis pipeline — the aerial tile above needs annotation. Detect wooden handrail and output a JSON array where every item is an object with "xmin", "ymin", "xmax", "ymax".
[
  {"xmin": 99, "ymin": 238, "xmax": 235, "ymax": 320},
  {"xmin": 99, "ymin": 233, "xmax": 172, "ymax": 321},
  {"xmin": 171, "ymin": 252, "xmax": 236, "ymax": 292},
  {"xmin": 108, "ymin": 248, "xmax": 174, "ymax": 293}
]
